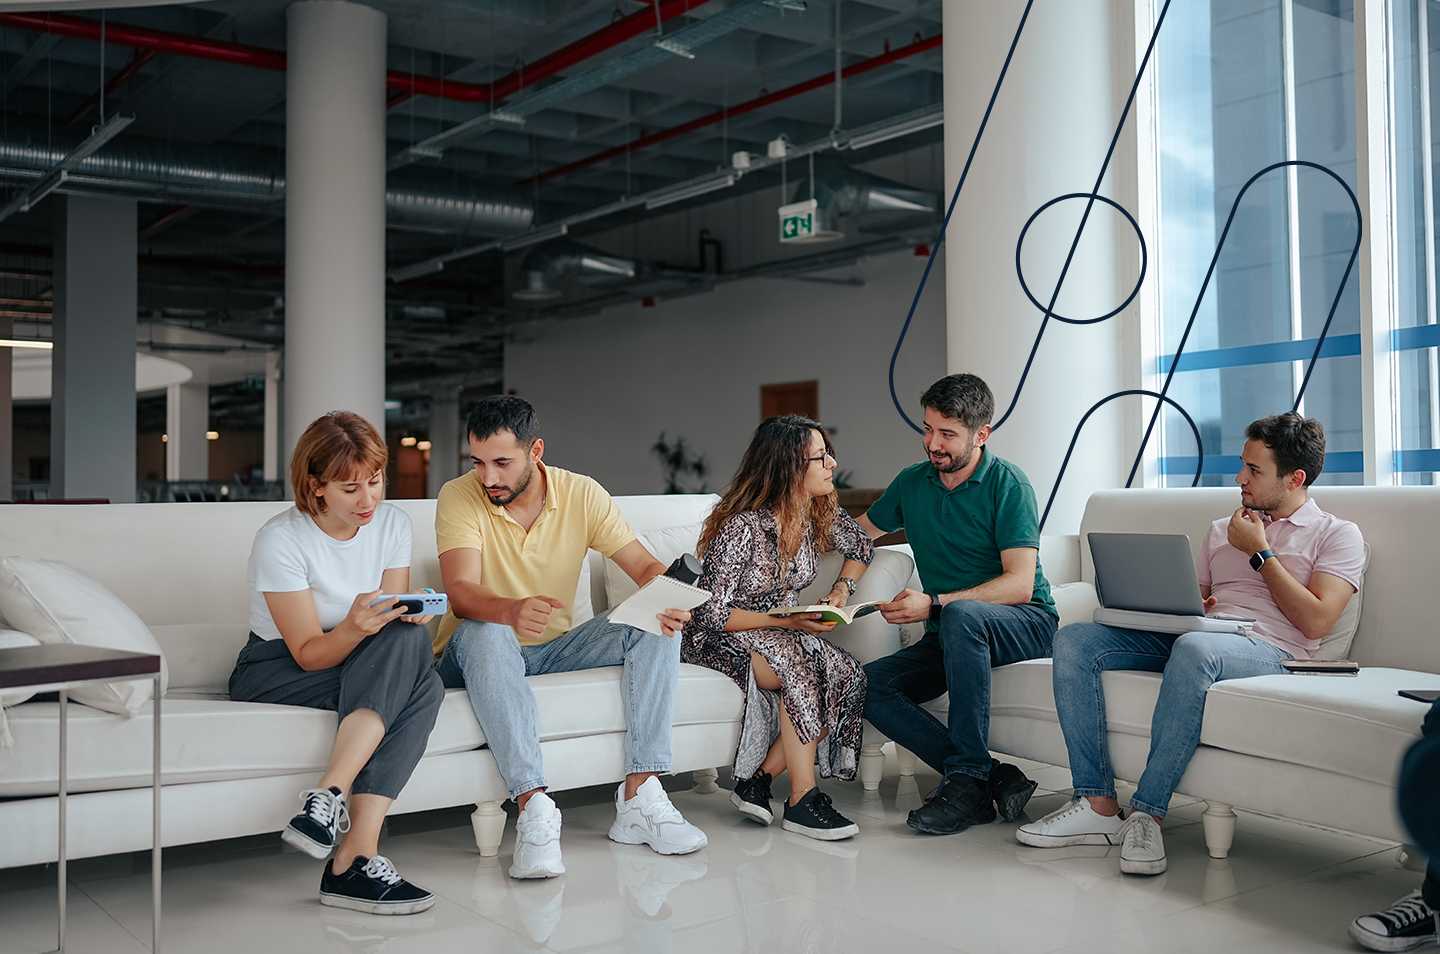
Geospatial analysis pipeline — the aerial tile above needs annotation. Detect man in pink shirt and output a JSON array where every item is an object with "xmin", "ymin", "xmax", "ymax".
[{"xmin": 1016, "ymin": 413, "xmax": 1365, "ymax": 876}]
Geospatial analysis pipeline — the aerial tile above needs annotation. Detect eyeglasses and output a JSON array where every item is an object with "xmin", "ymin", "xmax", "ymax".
[{"xmin": 806, "ymin": 453, "xmax": 837, "ymax": 467}]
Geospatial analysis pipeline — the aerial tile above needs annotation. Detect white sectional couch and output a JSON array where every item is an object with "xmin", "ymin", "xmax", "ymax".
[
  {"xmin": 0, "ymin": 494, "xmax": 916, "ymax": 868},
  {"xmin": 883, "ymin": 487, "xmax": 1440, "ymax": 859}
]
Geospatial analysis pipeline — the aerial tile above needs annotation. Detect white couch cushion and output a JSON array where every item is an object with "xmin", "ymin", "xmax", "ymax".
[
  {"xmin": 794, "ymin": 547, "xmax": 916, "ymax": 666},
  {"xmin": 0, "ymin": 557, "xmax": 169, "ymax": 715},
  {"xmin": 603, "ymin": 523, "xmax": 704, "ymax": 608},
  {"xmin": 1201, "ymin": 667, "xmax": 1440, "ymax": 783},
  {"xmin": 0, "ymin": 629, "xmax": 40, "ymax": 708},
  {"xmin": 0, "ymin": 663, "xmax": 742, "ymax": 797},
  {"xmin": 1311, "ymin": 543, "xmax": 1369, "ymax": 660}
]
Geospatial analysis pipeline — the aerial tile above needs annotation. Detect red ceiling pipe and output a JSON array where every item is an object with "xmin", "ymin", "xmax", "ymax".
[
  {"xmin": 525, "ymin": 32, "xmax": 943, "ymax": 185},
  {"xmin": 0, "ymin": 2, "xmax": 711, "ymax": 105}
]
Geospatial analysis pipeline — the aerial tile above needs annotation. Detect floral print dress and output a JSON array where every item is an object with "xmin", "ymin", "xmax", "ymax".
[{"xmin": 682, "ymin": 508, "xmax": 874, "ymax": 781}]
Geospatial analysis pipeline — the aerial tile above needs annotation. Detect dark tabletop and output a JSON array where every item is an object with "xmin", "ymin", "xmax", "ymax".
[{"xmin": 0, "ymin": 644, "xmax": 161, "ymax": 691}]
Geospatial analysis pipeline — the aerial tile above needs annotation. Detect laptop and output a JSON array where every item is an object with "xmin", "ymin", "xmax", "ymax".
[{"xmin": 1087, "ymin": 532, "xmax": 1255, "ymax": 635}]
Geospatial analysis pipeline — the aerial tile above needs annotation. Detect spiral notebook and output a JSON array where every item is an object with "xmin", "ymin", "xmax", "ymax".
[{"xmin": 607, "ymin": 575, "xmax": 711, "ymax": 636}]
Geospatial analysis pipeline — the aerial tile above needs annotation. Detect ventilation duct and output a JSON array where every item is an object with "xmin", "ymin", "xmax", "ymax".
[
  {"xmin": 0, "ymin": 122, "xmax": 533, "ymax": 236},
  {"xmin": 513, "ymin": 240, "xmax": 638, "ymax": 302},
  {"xmin": 790, "ymin": 164, "xmax": 941, "ymax": 244}
]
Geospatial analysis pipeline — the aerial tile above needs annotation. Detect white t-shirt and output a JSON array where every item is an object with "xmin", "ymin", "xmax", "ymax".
[{"xmin": 247, "ymin": 503, "xmax": 413, "ymax": 641}]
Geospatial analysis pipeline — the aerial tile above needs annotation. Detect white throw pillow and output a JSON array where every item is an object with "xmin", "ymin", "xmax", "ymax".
[
  {"xmin": 0, "ymin": 629, "xmax": 41, "ymax": 708},
  {"xmin": 604, "ymin": 523, "xmax": 705, "ymax": 608},
  {"xmin": 0, "ymin": 557, "xmax": 169, "ymax": 715},
  {"xmin": 1310, "ymin": 543, "xmax": 1370, "ymax": 661}
]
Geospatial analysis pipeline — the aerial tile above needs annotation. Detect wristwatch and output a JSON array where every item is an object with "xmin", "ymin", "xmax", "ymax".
[
  {"xmin": 1249, "ymin": 548, "xmax": 1276, "ymax": 572},
  {"xmin": 836, "ymin": 576, "xmax": 859, "ymax": 598},
  {"xmin": 929, "ymin": 593, "xmax": 943, "ymax": 621}
]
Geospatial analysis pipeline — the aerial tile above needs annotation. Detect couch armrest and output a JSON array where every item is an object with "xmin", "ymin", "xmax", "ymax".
[
  {"xmin": 796, "ymin": 547, "xmax": 916, "ymax": 666},
  {"xmin": 1040, "ymin": 534, "xmax": 1081, "ymax": 585}
]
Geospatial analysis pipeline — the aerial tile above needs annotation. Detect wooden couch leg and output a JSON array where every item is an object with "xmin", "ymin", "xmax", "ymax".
[
  {"xmin": 859, "ymin": 741, "xmax": 885, "ymax": 792},
  {"xmin": 1202, "ymin": 801, "xmax": 1237, "ymax": 859},
  {"xmin": 693, "ymin": 767, "xmax": 720, "ymax": 794},
  {"xmin": 471, "ymin": 801, "xmax": 506, "ymax": 857}
]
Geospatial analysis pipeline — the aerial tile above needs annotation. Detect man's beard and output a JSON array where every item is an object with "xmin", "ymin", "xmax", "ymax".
[
  {"xmin": 1241, "ymin": 486, "xmax": 1284, "ymax": 513},
  {"xmin": 485, "ymin": 462, "xmax": 534, "ymax": 506},
  {"xmin": 929, "ymin": 444, "xmax": 976, "ymax": 475}
]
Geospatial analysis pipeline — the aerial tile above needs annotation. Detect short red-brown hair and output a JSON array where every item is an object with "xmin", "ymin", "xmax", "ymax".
[{"xmin": 289, "ymin": 411, "xmax": 388, "ymax": 516}]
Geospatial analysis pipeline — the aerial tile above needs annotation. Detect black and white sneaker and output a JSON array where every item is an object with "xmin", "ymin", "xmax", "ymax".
[
  {"xmin": 781, "ymin": 788, "xmax": 859, "ymax": 841},
  {"xmin": 282, "ymin": 786, "xmax": 349, "ymax": 859},
  {"xmin": 1349, "ymin": 890, "xmax": 1440, "ymax": 952},
  {"xmin": 319, "ymin": 855, "xmax": 435, "ymax": 916},
  {"xmin": 729, "ymin": 771, "xmax": 775, "ymax": 825}
]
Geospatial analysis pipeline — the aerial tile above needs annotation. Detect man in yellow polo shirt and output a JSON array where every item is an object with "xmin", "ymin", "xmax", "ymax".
[{"xmin": 434, "ymin": 396, "xmax": 707, "ymax": 880}]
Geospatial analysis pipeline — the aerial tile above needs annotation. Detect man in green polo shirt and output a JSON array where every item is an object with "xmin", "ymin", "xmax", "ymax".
[{"xmin": 857, "ymin": 373, "xmax": 1058, "ymax": 836}]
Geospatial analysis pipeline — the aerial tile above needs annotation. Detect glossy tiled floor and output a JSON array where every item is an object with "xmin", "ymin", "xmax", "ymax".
[{"xmin": 0, "ymin": 753, "xmax": 1423, "ymax": 954}]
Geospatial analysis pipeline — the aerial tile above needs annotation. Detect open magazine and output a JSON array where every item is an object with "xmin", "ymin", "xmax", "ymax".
[{"xmin": 766, "ymin": 600, "xmax": 884, "ymax": 626}]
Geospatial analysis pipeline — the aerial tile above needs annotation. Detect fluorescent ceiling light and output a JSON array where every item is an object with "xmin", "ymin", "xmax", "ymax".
[
  {"xmin": 502, "ymin": 223, "xmax": 569, "ymax": 252},
  {"xmin": 400, "ymin": 436, "xmax": 418, "ymax": 447},
  {"xmin": 848, "ymin": 111, "xmax": 944, "ymax": 151},
  {"xmin": 0, "ymin": 337, "xmax": 53, "ymax": 350},
  {"xmin": 205, "ymin": 430, "xmax": 220, "ymax": 441},
  {"xmin": 416, "ymin": 440, "xmax": 432, "ymax": 451},
  {"xmin": 389, "ymin": 258, "xmax": 446, "ymax": 284},
  {"xmin": 655, "ymin": 38, "xmax": 695, "ymax": 59},
  {"xmin": 645, "ymin": 174, "xmax": 737, "ymax": 210},
  {"xmin": 489, "ymin": 110, "xmax": 526, "ymax": 127}
]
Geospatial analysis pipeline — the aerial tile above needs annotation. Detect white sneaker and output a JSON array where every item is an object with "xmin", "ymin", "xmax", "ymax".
[
  {"xmin": 510, "ymin": 792, "xmax": 565, "ymax": 880},
  {"xmin": 608, "ymin": 777, "xmax": 708, "ymax": 855},
  {"xmin": 1015, "ymin": 798, "xmax": 1126, "ymax": 848},
  {"xmin": 1119, "ymin": 812, "xmax": 1167, "ymax": 875}
]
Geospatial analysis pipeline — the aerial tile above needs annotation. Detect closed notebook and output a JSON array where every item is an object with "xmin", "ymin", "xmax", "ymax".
[
  {"xmin": 607, "ymin": 575, "xmax": 711, "ymax": 636},
  {"xmin": 766, "ymin": 600, "xmax": 884, "ymax": 626}
]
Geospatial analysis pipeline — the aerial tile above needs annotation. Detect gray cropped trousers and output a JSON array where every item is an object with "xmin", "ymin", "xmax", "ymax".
[{"xmin": 227, "ymin": 620, "xmax": 444, "ymax": 799}]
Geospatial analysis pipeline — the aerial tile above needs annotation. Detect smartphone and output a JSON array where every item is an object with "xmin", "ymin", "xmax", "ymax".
[{"xmin": 371, "ymin": 592, "xmax": 448, "ymax": 616}]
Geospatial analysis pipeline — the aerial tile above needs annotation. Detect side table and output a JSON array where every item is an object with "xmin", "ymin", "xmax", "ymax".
[{"xmin": 0, "ymin": 644, "xmax": 163, "ymax": 953}]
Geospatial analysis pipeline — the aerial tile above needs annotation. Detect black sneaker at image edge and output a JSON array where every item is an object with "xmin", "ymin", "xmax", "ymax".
[
  {"xmin": 781, "ymin": 788, "xmax": 859, "ymax": 841},
  {"xmin": 906, "ymin": 774, "xmax": 996, "ymax": 835},
  {"xmin": 319, "ymin": 855, "xmax": 435, "ymax": 916},
  {"xmin": 730, "ymin": 770, "xmax": 775, "ymax": 825},
  {"xmin": 1348, "ymin": 891, "xmax": 1440, "ymax": 952}
]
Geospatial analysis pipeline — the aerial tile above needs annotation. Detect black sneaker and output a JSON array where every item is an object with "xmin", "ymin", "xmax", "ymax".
[
  {"xmin": 1349, "ymin": 890, "xmax": 1439, "ymax": 952},
  {"xmin": 907, "ymin": 774, "xmax": 996, "ymax": 835},
  {"xmin": 989, "ymin": 760, "xmax": 1038, "ymax": 823},
  {"xmin": 730, "ymin": 771, "xmax": 775, "ymax": 825},
  {"xmin": 282, "ymin": 786, "xmax": 349, "ymax": 859},
  {"xmin": 781, "ymin": 788, "xmax": 859, "ymax": 841},
  {"xmin": 319, "ymin": 855, "xmax": 435, "ymax": 916}
]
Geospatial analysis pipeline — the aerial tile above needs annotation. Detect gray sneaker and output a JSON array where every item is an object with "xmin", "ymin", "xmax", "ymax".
[{"xmin": 1119, "ymin": 812, "xmax": 1167, "ymax": 875}]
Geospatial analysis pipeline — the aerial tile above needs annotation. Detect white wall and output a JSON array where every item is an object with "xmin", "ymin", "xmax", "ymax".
[{"xmin": 504, "ymin": 245, "xmax": 946, "ymax": 495}]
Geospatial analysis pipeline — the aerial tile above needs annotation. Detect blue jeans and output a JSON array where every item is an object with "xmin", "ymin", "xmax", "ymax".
[
  {"xmin": 864, "ymin": 600, "xmax": 1057, "ymax": 782},
  {"xmin": 1052, "ymin": 622, "xmax": 1291, "ymax": 817},
  {"xmin": 437, "ymin": 613, "xmax": 681, "ymax": 800}
]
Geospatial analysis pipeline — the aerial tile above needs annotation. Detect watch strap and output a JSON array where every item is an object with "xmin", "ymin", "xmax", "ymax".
[
  {"xmin": 1250, "ymin": 548, "xmax": 1276, "ymax": 571},
  {"xmin": 928, "ymin": 593, "xmax": 943, "ymax": 621}
]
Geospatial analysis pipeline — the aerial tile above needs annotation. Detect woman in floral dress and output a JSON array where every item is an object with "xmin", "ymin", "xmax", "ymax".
[{"xmin": 683, "ymin": 415, "xmax": 874, "ymax": 840}]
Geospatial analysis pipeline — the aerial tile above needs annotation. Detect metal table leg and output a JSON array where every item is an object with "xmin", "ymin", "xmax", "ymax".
[
  {"xmin": 55, "ymin": 688, "xmax": 67, "ymax": 954},
  {"xmin": 152, "ymin": 675, "xmax": 162, "ymax": 954}
]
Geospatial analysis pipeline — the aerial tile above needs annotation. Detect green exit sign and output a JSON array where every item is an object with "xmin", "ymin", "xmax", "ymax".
[{"xmin": 778, "ymin": 198, "xmax": 817, "ymax": 243}]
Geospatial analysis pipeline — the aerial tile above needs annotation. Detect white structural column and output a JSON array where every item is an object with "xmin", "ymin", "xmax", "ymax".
[
  {"xmin": 0, "ymin": 320, "xmax": 11, "ymax": 501},
  {"xmin": 284, "ymin": 1, "xmax": 387, "ymax": 467},
  {"xmin": 263, "ymin": 350, "xmax": 281, "ymax": 483},
  {"xmin": 52, "ymin": 196, "xmax": 138, "ymax": 503},
  {"xmin": 426, "ymin": 388, "xmax": 462, "ymax": 498},
  {"xmin": 942, "ymin": 1, "xmax": 1144, "ymax": 533},
  {"xmin": 165, "ymin": 381, "xmax": 210, "ymax": 480}
]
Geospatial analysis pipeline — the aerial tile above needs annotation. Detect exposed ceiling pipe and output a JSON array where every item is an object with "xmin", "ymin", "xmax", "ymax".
[
  {"xmin": 525, "ymin": 32, "xmax": 942, "ymax": 185},
  {"xmin": 0, "ymin": 2, "xmax": 713, "ymax": 105},
  {"xmin": 795, "ymin": 163, "xmax": 941, "ymax": 243},
  {"xmin": 0, "ymin": 121, "xmax": 534, "ymax": 235},
  {"xmin": 513, "ymin": 239, "xmax": 639, "ymax": 301}
]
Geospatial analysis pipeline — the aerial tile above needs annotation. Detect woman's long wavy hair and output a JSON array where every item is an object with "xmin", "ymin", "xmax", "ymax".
[{"xmin": 697, "ymin": 415, "xmax": 839, "ymax": 570}]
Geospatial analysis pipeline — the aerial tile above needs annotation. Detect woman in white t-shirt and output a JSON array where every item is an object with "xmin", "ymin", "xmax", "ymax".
[{"xmin": 228, "ymin": 411, "xmax": 442, "ymax": 916}]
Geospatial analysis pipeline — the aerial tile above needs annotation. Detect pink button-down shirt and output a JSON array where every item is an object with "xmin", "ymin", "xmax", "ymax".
[{"xmin": 1196, "ymin": 497, "xmax": 1366, "ymax": 660}]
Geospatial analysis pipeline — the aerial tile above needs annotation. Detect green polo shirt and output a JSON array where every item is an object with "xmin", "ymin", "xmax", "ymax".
[{"xmin": 867, "ymin": 449, "xmax": 1056, "ymax": 626}]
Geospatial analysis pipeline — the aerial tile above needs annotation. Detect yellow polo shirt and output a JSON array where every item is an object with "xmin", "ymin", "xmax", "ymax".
[{"xmin": 433, "ymin": 463, "xmax": 637, "ymax": 651}]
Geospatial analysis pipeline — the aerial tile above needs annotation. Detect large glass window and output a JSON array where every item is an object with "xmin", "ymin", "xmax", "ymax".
[
  {"xmin": 1391, "ymin": 0, "xmax": 1440, "ymax": 485},
  {"xmin": 1154, "ymin": 0, "xmax": 1363, "ymax": 486}
]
